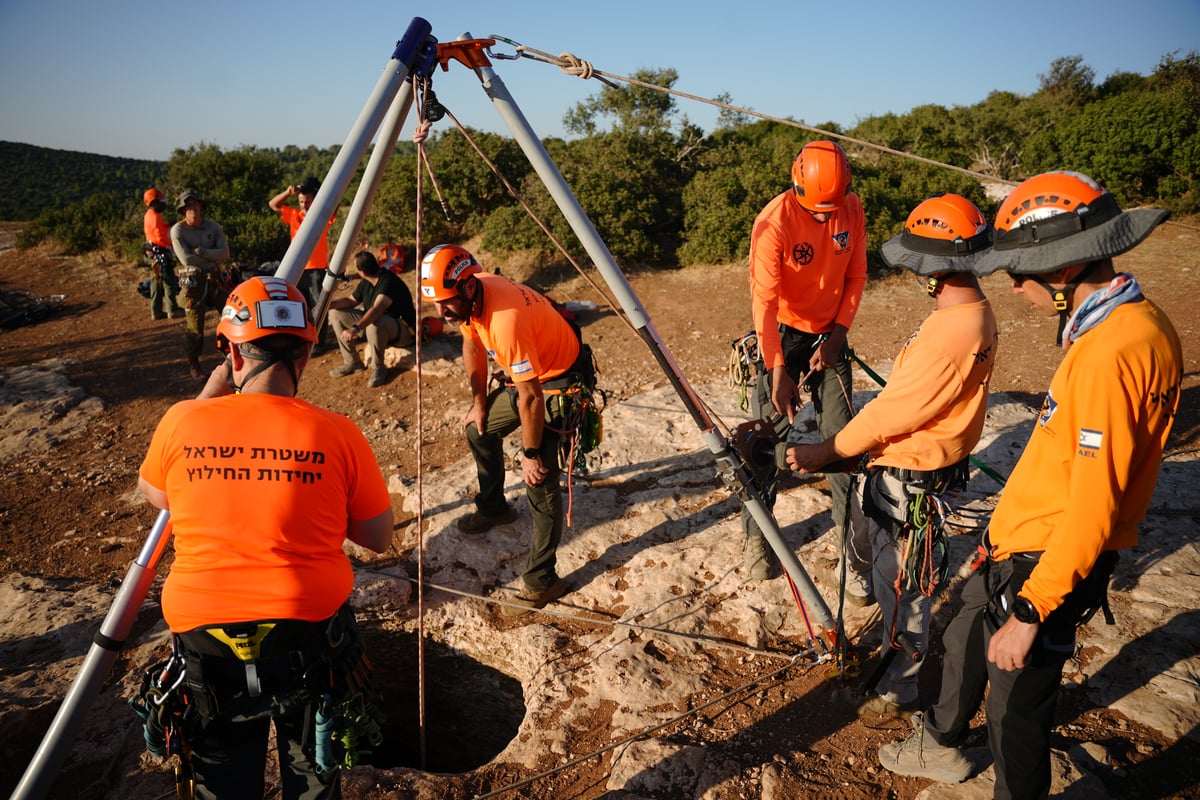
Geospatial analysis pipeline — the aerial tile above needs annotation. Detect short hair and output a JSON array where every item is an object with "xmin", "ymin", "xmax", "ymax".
[
  {"xmin": 239, "ymin": 334, "xmax": 309, "ymax": 359},
  {"xmin": 356, "ymin": 250, "xmax": 382, "ymax": 277}
]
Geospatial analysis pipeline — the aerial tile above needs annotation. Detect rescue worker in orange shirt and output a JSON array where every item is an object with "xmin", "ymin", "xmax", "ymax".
[
  {"xmin": 786, "ymin": 194, "xmax": 999, "ymax": 720},
  {"xmin": 269, "ymin": 176, "xmax": 337, "ymax": 353},
  {"xmin": 141, "ymin": 187, "xmax": 184, "ymax": 320},
  {"xmin": 137, "ymin": 275, "xmax": 393, "ymax": 799},
  {"xmin": 746, "ymin": 140, "xmax": 867, "ymax": 580},
  {"xmin": 878, "ymin": 171, "xmax": 1182, "ymax": 799},
  {"xmin": 421, "ymin": 244, "xmax": 592, "ymax": 617}
]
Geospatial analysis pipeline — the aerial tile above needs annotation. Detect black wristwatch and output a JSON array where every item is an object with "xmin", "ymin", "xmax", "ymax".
[
  {"xmin": 523, "ymin": 447, "xmax": 540, "ymax": 460},
  {"xmin": 1012, "ymin": 596, "xmax": 1041, "ymax": 624}
]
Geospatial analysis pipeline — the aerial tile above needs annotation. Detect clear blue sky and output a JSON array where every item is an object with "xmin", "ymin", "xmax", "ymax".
[{"xmin": 0, "ymin": 0, "xmax": 1196, "ymax": 161}]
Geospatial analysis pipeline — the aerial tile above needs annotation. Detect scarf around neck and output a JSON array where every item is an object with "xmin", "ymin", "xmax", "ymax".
[{"xmin": 1062, "ymin": 272, "xmax": 1143, "ymax": 349}]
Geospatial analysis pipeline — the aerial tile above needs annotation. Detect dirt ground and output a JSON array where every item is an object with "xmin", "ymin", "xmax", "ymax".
[{"xmin": 1, "ymin": 218, "xmax": 1198, "ymax": 799}]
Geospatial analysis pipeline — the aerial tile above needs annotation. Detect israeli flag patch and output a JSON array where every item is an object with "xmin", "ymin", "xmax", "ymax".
[
  {"xmin": 1078, "ymin": 428, "xmax": 1103, "ymax": 450},
  {"xmin": 511, "ymin": 359, "xmax": 533, "ymax": 376}
]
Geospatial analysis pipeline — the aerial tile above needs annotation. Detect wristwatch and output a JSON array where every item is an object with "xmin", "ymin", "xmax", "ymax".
[
  {"xmin": 523, "ymin": 447, "xmax": 540, "ymax": 460},
  {"xmin": 1012, "ymin": 596, "xmax": 1041, "ymax": 624}
]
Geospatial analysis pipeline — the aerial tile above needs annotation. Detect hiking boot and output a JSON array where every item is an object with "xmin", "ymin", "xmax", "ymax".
[
  {"xmin": 456, "ymin": 506, "xmax": 519, "ymax": 534},
  {"xmin": 169, "ymin": 308, "xmax": 186, "ymax": 319},
  {"xmin": 743, "ymin": 532, "xmax": 780, "ymax": 581},
  {"xmin": 500, "ymin": 578, "xmax": 569, "ymax": 617},
  {"xmin": 833, "ymin": 686, "xmax": 917, "ymax": 720},
  {"xmin": 878, "ymin": 711, "xmax": 973, "ymax": 783},
  {"xmin": 816, "ymin": 556, "xmax": 875, "ymax": 607},
  {"xmin": 152, "ymin": 312, "xmax": 168, "ymax": 321},
  {"xmin": 368, "ymin": 368, "xmax": 389, "ymax": 388},
  {"xmin": 330, "ymin": 361, "xmax": 365, "ymax": 379},
  {"xmin": 187, "ymin": 357, "xmax": 204, "ymax": 381}
]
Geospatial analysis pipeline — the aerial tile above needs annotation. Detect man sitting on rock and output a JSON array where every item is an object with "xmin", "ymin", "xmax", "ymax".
[{"xmin": 328, "ymin": 250, "xmax": 416, "ymax": 388}]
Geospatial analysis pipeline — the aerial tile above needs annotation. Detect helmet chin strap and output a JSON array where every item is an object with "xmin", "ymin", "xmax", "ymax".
[{"xmin": 1025, "ymin": 262, "xmax": 1098, "ymax": 346}]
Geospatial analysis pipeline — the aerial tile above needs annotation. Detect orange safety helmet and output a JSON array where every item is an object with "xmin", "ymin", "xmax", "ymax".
[
  {"xmin": 215, "ymin": 276, "xmax": 317, "ymax": 353},
  {"xmin": 985, "ymin": 170, "xmax": 1168, "ymax": 277},
  {"xmin": 791, "ymin": 141, "xmax": 852, "ymax": 212},
  {"xmin": 880, "ymin": 193, "xmax": 992, "ymax": 292},
  {"xmin": 419, "ymin": 244, "xmax": 481, "ymax": 301},
  {"xmin": 377, "ymin": 243, "xmax": 405, "ymax": 274},
  {"xmin": 143, "ymin": 188, "xmax": 164, "ymax": 207}
]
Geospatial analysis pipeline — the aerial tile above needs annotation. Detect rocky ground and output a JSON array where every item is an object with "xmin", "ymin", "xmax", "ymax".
[{"xmin": 1, "ymin": 219, "xmax": 1199, "ymax": 799}]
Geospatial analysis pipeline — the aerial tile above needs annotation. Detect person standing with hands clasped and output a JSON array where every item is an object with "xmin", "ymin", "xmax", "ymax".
[
  {"xmin": 745, "ymin": 140, "xmax": 867, "ymax": 580},
  {"xmin": 878, "ymin": 171, "xmax": 1182, "ymax": 799},
  {"xmin": 785, "ymin": 194, "xmax": 999, "ymax": 720},
  {"xmin": 137, "ymin": 276, "xmax": 393, "ymax": 799},
  {"xmin": 421, "ymin": 244, "xmax": 592, "ymax": 617}
]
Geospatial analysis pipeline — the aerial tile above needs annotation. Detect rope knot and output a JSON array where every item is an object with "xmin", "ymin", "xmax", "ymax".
[{"xmin": 557, "ymin": 52, "xmax": 594, "ymax": 80}]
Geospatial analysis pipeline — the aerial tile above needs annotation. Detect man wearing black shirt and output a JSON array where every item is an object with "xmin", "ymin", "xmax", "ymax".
[{"xmin": 328, "ymin": 250, "xmax": 417, "ymax": 388}]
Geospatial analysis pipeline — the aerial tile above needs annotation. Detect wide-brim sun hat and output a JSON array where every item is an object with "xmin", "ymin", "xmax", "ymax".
[
  {"xmin": 974, "ymin": 170, "xmax": 1169, "ymax": 276},
  {"xmin": 880, "ymin": 193, "xmax": 992, "ymax": 276}
]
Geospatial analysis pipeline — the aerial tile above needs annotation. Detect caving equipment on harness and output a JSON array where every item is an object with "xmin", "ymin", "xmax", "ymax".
[
  {"xmin": 129, "ymin": 648, "xmax": 199, "ymax": 799},
  {"xmin": 729, "ymin": 331, "xmax": 761, "ymax": 412}
]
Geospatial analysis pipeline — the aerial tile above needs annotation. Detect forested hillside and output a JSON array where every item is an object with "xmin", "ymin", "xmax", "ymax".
[
  {"xmin": 0, "ymin": 142, "xmax": 162, "ymax": 221},
  {"xmin": 10, "ymin": 51, "xmax": 1197, "ymax": 276}
]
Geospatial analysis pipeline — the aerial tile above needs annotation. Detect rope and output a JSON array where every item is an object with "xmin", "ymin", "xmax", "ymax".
[
  {"xmin": 413, "ymin": 76, "xmax": 433, "ymax": 772},
  {"xmin": 499, "ymin": 38, "xmax": 1016, "ymax": 187},
  {"xmin": 438, "ymin": 105, "xmax": 638, "ymax": 337}
]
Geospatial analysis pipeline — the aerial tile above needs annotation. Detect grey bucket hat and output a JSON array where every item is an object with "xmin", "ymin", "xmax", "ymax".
[
  {"xmin": 880, "ymin": 193, "xmax": 992, "ymax": 276},
  {"xmin": 974, "ymin": 171, "xmax": 1169, "ymax": 276},
  {"xmin": 176, "ymin": 191, "xmax": 203, "ymax": 213}
]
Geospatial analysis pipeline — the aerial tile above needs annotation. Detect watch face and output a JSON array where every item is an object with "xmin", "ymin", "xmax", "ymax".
[{"xmin": 1014, "ymin": 597, "xmax": 1039, "ymax": 624}]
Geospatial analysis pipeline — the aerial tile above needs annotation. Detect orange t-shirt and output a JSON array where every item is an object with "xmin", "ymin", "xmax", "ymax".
[
  {"xmin": 144, "ymin": 207, "xmax": 171, "ymax": 249},
  {"xmin": 834, "ymin": 299, "xmax": 998, "ymax": 470},
  {"xmin": 462, "ymin": 273, "xmax": 580, "ymax": 382},
  {"xmin": 749, "ymin": 189, "xmax": 868, "ymax": 370},
  {"xmin": 139, "ymin": 393, "xmax": 391, "ymax": 631},
  {"xmin": 280, "ymin": 206, "xmax": 335, "ymax": 271}
]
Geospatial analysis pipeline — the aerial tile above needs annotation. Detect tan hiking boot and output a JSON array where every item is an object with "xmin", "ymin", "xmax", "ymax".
[
  {"xmin": 833, "ymin": 686, "xmax": 917, "ymax": 720},
  {"xmin": 743, "ymin": 532, "xmax": 780, "ymax": 581},
  {"xmin": 878, "ymin": 711, "xmax": 973, "ymax": 783},
  {"xmin": 500, "ymin": 578, "xmax": 569, "ymax": 617}
]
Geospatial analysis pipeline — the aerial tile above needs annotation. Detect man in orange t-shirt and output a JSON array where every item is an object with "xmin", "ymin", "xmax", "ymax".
[
  {"xmin": 142, "ymin": 187, "xmax": 183, "ymax": 320},
  {"xmin": 421, "ymin": 244, "xmax": 588, "ymax": 616},
  {"xmin": 786, "ymin": 194, "xmax": 999, "ymax": 721},
  {"xmin": 745, "ymin": 141, "xmax": 867, "ymax": 581},
  {"xmin": 270, "ymin": 176, "xmax": 336, "ymax": 351},
  {"xmin": 138, "ymin": 276, "xmax": 392, "ymax": 799},
  {"xmin": 878, "ymin": 172, "xmax": 1181, "ymax": 798}
]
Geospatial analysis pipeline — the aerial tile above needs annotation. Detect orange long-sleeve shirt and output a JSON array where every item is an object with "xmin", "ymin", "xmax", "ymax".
[
  {"xmin": 749, "ymin": 189, "xmax": 867, "ymax": 370},
  {"xmin": 144, "ymin": 207, "xmax": 171, "ymax": 249},
  {"xmin": 834, "ymin": 299, "xmax": 998, "ymax": 470},
  {"xmin": 993, "ymin": 299, "xmax": 1182, "ymax": 620}
]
